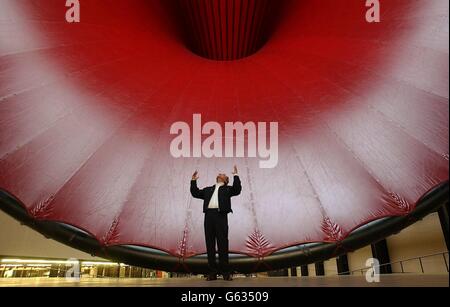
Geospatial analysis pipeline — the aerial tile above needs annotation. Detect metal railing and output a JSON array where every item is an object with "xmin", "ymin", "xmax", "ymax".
[{"xmin": 341, "ymin": 252, "xmax": 449, "ymax": 275}]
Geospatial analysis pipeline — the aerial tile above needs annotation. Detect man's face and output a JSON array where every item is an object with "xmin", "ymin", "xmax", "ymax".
[{"xmin": 217, "ymin": 174, "xmax": 229, "ymax": 185}]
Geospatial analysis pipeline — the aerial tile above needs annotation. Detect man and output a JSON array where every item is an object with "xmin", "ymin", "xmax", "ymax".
[{"xmin": 190, "ymin": 166, "xmax": 242, "ymax": 281}]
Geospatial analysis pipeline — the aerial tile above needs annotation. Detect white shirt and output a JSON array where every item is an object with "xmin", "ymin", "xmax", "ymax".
[{"xmin": 208, "ymin": 182, "xmax": 225, "ymax": 209}]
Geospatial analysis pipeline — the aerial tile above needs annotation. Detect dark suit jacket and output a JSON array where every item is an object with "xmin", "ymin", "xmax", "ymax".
[{"xmin": 190, "ymin": 176, "xmax": 242, "ymax": 214}]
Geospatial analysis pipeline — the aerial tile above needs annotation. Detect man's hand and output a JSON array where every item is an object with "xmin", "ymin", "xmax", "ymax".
[
  {"xmin": 232, "ymin": 165, "xmax": 238, "ymax": 176},
  {"xmin": 192, "ymin": 171, "xmax": 199, "ymax": 181}
]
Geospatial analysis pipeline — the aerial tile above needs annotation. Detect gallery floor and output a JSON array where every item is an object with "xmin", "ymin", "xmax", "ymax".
[{"xmin": 0, "ymin": 275, "xmax": 448, "ymax": 287}]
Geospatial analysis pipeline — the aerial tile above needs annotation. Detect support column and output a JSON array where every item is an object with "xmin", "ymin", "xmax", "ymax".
[
  {"xmin": 438, "ymin": 202, "xmax": 449, "ymax": 251},
  {"xmin": 336, "ymin": 254, "xmax": 350, "ymax": 275},
  {"xmin": 315, "ymin": 262, "xmax": 325, "ymax": 276},
  {"xmin": 371, "ymin": 239, "xmax": 392, "ymax": 274}
]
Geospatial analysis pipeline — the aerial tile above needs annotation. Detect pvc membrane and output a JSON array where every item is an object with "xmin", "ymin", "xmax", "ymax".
[{"xmin": 0, "ymin": 1, "xmax": 448, "ymax": 264}]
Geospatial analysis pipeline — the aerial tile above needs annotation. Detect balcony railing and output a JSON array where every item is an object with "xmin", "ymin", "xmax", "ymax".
[{"xmin": 342, "ymin": 252, "xmax": 449, "ymax": 275}]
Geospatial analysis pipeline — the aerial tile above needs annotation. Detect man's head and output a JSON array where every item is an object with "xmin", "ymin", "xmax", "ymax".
[{"xmin": 216, "ymin": 173, "xmax": 229, "ymax": 185}]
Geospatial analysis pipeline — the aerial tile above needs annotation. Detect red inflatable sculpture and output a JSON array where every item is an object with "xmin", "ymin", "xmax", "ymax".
[{"xmin": 0, "ymin": 0, "xmax": 448, "ymax": 272}]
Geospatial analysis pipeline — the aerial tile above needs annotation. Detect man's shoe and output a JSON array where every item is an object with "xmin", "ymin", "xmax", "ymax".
[
  {"xmin": 223, "ymin": 274, "xmax": 233, "ymax": 281},
  {"xmin": 206, "ymin": 274, "xmax": 218, "ymax": 281}
]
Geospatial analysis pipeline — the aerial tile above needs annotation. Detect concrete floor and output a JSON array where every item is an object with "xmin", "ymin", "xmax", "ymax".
[{"xmin": 0, "ymin": 275, "xmax": 448, "ymax": 287}]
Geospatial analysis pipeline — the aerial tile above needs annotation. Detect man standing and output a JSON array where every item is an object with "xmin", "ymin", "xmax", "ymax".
[{"xmin": 190, "ymin": 166, "xmax": 242, "ymax": 281}]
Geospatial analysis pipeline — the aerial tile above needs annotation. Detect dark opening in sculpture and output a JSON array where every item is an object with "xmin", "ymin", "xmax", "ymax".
[{"xmin": 0, "ymin": 0, "xmax": 448, "ymax": 273}]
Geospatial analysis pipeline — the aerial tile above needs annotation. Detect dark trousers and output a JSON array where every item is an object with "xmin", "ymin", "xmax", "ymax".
[{"xmin": 204, "ymin": 209, "xmax": 229, "ymax": 275}]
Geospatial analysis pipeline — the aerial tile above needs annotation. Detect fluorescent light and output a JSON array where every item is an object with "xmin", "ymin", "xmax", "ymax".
[
  {"xmin": 81, "ymin": 262, "xmax": 122, "ymax": 266},
  {"xmin": 1, "ymin": 258, "xmax": 128, "ymax": 267},
  {"xmin": 1, "ymin": 259, "xmax": 79, "ymax": 265}
]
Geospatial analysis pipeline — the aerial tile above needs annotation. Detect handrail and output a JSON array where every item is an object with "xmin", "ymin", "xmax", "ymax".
[
  {"xmin": 341, "ymin": 251, "xmax": 449, "ymax": 275},
  {"xmin": 2, "ymin": 252, "xmax": 449, "ymax": 278}
]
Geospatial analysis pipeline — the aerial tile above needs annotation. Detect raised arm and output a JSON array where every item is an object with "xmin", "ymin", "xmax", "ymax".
[
  {"xmin": 229, "ymin": 166, "xmax": 242, "ymax": 197},
  {"xmin": 190, "ymin": 171, "xmax": 205, "ymax": 200}
]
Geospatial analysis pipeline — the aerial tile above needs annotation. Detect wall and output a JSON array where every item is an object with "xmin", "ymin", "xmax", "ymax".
[
  {"xmin": 0, "ymin": 210, "xmax": 448, "ymax": 274},
  {"xmin": 0, "ymin": 210, "xmax": 101, "ymax": 261},
  {"xmin": 324, "ymin": 259, "xmax": 338, "ymax": 275},
  {"xmin": 347, "ymin": 246, "xmax": 373, "ymax": 274},
  {"xmin": 343, "ymin": 213, "xmax": 448, "ymax": 275},
  {"xmin": 387, "ymin": 212, "xmax": 448, "ymax": 274}
]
